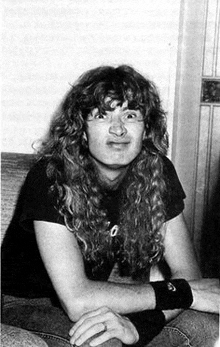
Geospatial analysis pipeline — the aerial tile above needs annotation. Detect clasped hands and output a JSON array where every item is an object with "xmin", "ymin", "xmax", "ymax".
[{"xmin": 69, "ymin": 306, "xmax": 138, "ymax": 346}]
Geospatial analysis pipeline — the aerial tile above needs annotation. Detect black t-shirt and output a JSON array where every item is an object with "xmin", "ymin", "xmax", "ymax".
[{"xmin": 1, "ymin": 156, "xmax": 185, "ymax": 298}]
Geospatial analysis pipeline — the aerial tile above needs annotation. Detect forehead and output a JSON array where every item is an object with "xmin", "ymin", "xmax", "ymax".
[
  {"xmin": 91, "ymin": 101, "xmax": 138, "ymax": 116},
  {"xmin": 93, "ymin": 99, "xmax": 140, "ymax": 112},
  {"xmin": 105, "ymin": 99, "xmax": 128, "ymax": 110}
]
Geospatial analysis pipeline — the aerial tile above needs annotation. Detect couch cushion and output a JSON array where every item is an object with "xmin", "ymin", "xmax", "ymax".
[{"xmin": 1, "ymin": 152, "xmax": 36, "ymax": 243}]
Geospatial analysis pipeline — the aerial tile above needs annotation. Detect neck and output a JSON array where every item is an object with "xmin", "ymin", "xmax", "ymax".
[
  {"xmin": 98, "ymin": 170, "xmax": 127, "ymax": 190},
  {"xmin": 91, "ymin": 160, "xmax": 129, "ymax": 190}
]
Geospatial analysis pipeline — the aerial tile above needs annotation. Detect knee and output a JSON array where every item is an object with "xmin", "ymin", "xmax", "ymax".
[
  {"xmin": 1, "ymin": 324, "xmax": 48, "ymax": 347},
  {"xmin": 168, "ymin": 310, "xmax": 219, "ymax": 347}
]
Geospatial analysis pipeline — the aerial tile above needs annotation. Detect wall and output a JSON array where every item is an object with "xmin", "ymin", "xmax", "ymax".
[
  {"xmin": 173, "ymin": 0, "xmax": 220, "ymax": 222},
  {"xmin": 172, "ymin": 0, "xmax": 207, "ymax": 234},
  {"xmin": 2, "ymin": 0, "xmax": 181, "ymax": 153},
  {"xmin": 172, "ymin": 0, "xmax": 220, "ymax": 271}
]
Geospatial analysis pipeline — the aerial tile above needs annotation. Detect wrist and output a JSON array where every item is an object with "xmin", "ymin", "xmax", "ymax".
[
  {"xmin": 150, "ymin": 279, "xmax": 193, "ymax": 310},
  {"xmin": 126, "ymin": 310, "xmax": 166, "ymax": 346}
]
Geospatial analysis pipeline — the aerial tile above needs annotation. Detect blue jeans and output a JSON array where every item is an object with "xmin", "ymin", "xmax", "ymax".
[
  {"xmin": 1, "ymin": 295, "xmax": 219, "ymax": 347},
  {"xmin": 1, "ymin": 296, "xmax": 121, "ymax": 347},
  {"xmin": 148, "ymin": 309, "xmax": 219, "ymax": 347},
  {"xmin": 1, "ymin": 324, "xmax": 49, "ymax": 347}
]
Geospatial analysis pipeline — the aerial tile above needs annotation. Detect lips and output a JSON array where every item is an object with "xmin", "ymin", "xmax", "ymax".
[
  {"xmin": 107, "ymin": 140, "xmax": 130, "ymax": 145},
  {"xmin": 107, "ymin": 141, "xmax": 129, "ymax": 150}
]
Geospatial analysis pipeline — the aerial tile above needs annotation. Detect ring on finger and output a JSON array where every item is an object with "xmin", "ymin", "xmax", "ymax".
[{"xmin": 102, "ymin": 322, "xmax": 107, "ymax": 332}]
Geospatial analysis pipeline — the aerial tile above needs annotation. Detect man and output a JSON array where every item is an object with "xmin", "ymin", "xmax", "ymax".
[{"xmin": 2, "ymin": 65, "xmax": 219, "ymax": 347}]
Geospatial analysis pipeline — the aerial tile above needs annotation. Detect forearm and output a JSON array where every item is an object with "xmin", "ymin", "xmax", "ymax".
[
  {"xmin": 34, "ymin": 223, "xmax": 156, "ymax": 321},
  {"xmin": 63, "ymin": 266, "xmax": 199, "ymax": 322},
  {"xmin": 63, "ymin": 279, "xmax": 156, "ymax": 321}
]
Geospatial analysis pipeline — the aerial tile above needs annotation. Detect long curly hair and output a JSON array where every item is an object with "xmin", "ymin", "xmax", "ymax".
[{"xmin": 37, "ymin": 65, "xmax": 169, "ymax": 277}]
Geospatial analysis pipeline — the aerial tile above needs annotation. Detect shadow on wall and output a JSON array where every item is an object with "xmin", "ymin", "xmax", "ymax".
[{"xmin": 200, "ymin": 167, "xmax": 220, "ymax": 278}]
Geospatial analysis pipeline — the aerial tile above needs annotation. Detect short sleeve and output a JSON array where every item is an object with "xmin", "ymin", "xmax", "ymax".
[
  {"xmin": 20, "ymin": 160, "xmax": 65, "ymax": 232},
  {"xmin": 162, "ymin": 156, "xmax": 186, "ymax": 221}
]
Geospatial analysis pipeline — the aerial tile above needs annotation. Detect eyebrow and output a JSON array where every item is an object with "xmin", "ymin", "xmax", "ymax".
[
  {"xmin": 122, "ymin": 106, "xmax": 128, "ymax": 111},
  {"xmin": 92, "ymin": 104, "xmax": 138, "ymax": 114}
]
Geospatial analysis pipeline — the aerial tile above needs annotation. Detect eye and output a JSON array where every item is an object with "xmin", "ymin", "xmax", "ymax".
[
  {"xmin": 87, "ymin": 111, "xmax": 107, "ymax": 121},
  {"xmin": 122, "ymin": 111, "xmax": 144, "ymax": 123},
  {"xmin": 126, "ymin": 112, "xmax": 137, "ymax": 119},
  {"xmin": 94, "ymin": 113, "xmax": 106, "ymax": 119},
  {"xmin": 124, "ymin": 112, "xmax": 138, "ymax": 121}
]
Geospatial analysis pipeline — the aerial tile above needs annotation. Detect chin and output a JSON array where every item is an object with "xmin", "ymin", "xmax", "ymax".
[
  {"xmin": 107, "ymin": 163, "xmax": 129, "ymax": 169},
  {"xmin": 90, "ymin": 154, "xmax": 134, "ymax": 171},
  {"xmin": 105, "ymin": 157, "xmax": 136, "ymax": 168}
]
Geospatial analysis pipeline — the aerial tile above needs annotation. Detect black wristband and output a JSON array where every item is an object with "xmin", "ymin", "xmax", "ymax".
[
  {"xmin": 125, "ymin": 310, "xmax": 166, "ymax": 346},
  {"xmin": 150, "ymin": 279, "xmax": 193, "ymax": 310}
]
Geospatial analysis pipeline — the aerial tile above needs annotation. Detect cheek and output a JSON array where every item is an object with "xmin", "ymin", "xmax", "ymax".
[
  {"xmin": 85, "ymin": 129, "xmax": 96, "ymax": 146},
  {"xmin": 134, "ymin": 129, "xmax": 145, "ymax": 147},
  {"xmin": 134, "ymin": 140, "xmax": 143, "ymax": 156},
  {"xmin": 89, "ymin": 141, "xmax": 101, "ymax": 154},
  {"xmin": 87, "ymin": 134, "xmax": 104, "ymax": 155}
]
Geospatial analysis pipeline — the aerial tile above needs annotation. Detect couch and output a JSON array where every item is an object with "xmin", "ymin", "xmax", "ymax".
[{"xmin": 1, "ymin": 152, "xmax": 36, "ymax": 244}]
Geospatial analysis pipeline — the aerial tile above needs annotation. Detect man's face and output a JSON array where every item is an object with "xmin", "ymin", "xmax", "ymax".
[{"xmin": 84, "ymin": 101, "xmax": 145, "ymax": 171}]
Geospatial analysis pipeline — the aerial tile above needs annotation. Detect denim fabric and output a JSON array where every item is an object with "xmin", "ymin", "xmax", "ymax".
[
  {"xmin": 2, "ymin": 295, "xmax": 219, "ymax": 347},
  {"xmin": 147, "ymin": 309, "xmax": 219, "ymax": 347},
  {"xmin": 1, "ymin": 295, "xmax": 122, "ymax": 347},
  {"xmin": 1, "ymin": 324, "xmax": 48, "ymax": 347}
]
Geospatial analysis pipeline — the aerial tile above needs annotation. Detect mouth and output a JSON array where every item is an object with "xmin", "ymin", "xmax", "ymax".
[{"xmin": 107, "ymin": 141, "xmax": 129, "ymax": 149}]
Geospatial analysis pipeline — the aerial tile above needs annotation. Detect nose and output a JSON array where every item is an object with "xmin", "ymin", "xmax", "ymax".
[{"xmin": 109, "ymin": 118, "xmax": 127, "ymax": 137}]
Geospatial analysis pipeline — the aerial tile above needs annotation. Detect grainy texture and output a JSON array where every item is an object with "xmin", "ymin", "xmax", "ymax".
[{"xmin": 1, "ymin": 152, "xmax": 36, "ymax": 242}]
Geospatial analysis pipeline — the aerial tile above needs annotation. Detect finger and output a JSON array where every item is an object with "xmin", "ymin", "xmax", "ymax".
[
  {"xmin": 70, "ymin": 313, "xmax": 107, "ymax": 340},
  {"xmin": 70, "ymin": 322, "xmax": 107, "ymax": 346},
  {"xmin": 69, "ymin": 307, "xmax": 108, "ymax": 336},
  {"xmin": 71, "ymin": 308, "xmax": 103, "ymax": 332},
  {"xmin": 89, "ymin": 331, "xmax": 114, "ymax": 347},
  {"xmin": 70, "ymin": 313, "xmax": 110, "ymax": 343}
]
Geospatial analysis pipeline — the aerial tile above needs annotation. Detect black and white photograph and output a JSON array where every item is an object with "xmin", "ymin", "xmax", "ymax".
[{"xmin": 1, "ymin": 1, "xmax": 220, "ymax": 346}]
